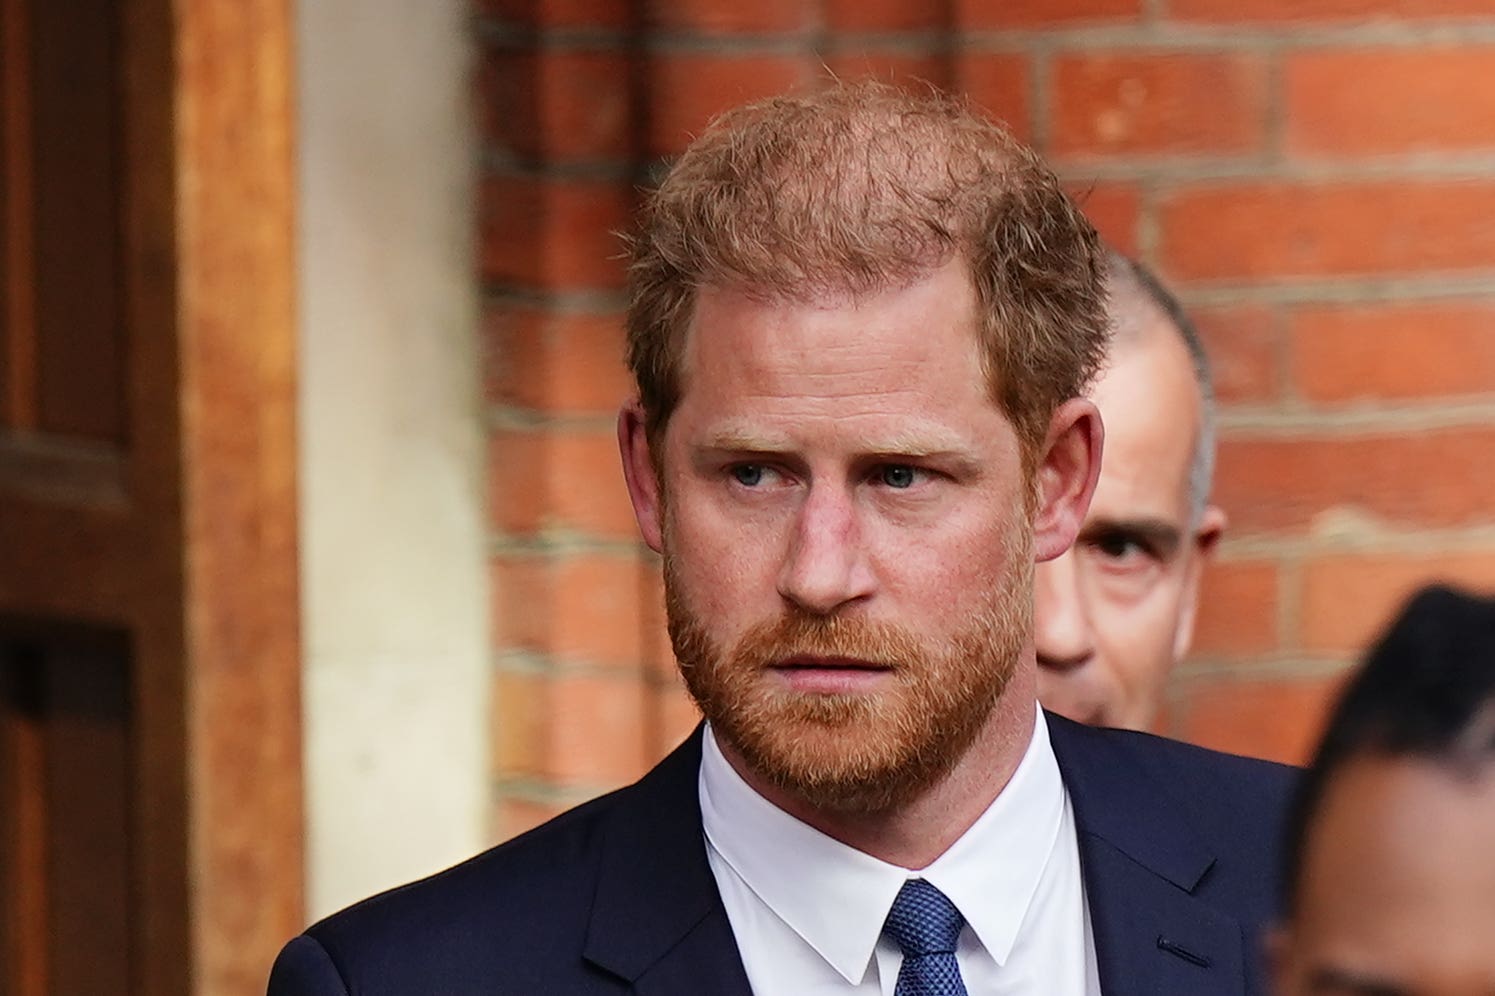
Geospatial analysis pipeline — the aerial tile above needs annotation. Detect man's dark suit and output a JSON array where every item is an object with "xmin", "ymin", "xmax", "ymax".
[{"xmin": 269, "ymin": 714, "xmax": 1295, "ymax": 995}]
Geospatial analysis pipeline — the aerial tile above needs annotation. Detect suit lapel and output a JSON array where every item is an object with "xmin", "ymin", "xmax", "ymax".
[
  {"xmin": 1049, "ymin": 714, "xmax": 1247, "ymax": 996},
  {"xmin": 629, "ymin": 909, "xmax": 754, "ymax": 996},
  {"xmin": 582, "ymin": 727, "xmax": 754, "ymax": 996},
  {"xmin": 581, "ymin": 716, "xmax": 1255, "ymax": 996},
  {"xmin": 1079, "ymin": 835, "xmax": 1246, "ymax": 996}
]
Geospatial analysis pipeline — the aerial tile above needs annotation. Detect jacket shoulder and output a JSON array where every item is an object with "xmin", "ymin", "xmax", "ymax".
[
  {"xmin": 1050, "ymin": 715, "xmax": 1299, "ymax": 917},
  {"xmin": 1099, "ymin": 724, "xmax": 1298, "ymax": 812},
  {"xmin": 272, "ymin": 730, "xmax": 712, "ymax": 994},
  {"xmin": 290, "ymin": 787, "xmax": 629, "ymax": 993}
]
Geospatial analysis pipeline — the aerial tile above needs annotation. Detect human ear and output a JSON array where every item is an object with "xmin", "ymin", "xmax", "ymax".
[
  {"xmin": 1172, "ymin": 504, "xmax": 1228, "ymax": 661},
  {"xmin": 1195, "ymin": 504, "xmax": 1226, "ymax": 558},
  {"xmin": 617, "ymin": 399, "xmax": 664, "ymax": 553},
  {"xmin": 1031, "ymin": 398, "xmax": 1103, "ymax": 564}
]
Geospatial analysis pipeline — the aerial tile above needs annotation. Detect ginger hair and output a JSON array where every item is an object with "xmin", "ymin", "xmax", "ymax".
[{"xmin": 624, "ymin": 80, "xmax": 1108, "ymax": 462}]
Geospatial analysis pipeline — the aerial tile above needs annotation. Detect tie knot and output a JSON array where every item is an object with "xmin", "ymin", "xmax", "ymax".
[{"xmin": 883, "ymin": 879, "xmax": 966, "ymax": 958}]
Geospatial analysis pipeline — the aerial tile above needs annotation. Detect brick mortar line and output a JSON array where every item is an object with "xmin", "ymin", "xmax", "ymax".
[
  {"xmin": 494, "ymin": 650, "xmax": 653, "ymax": 682},
  {"xmin": 1031, "ymin": 40, "xmax": 1055, "ymax": 155},
  {"xmin": 492, "ymin": 777, "xmax": 616, "ymax": 807},
  {"xmin": 1060, "ymin": 155, "xmax": 1269, "ymax": 183},
  {"xmin": 630, "ymin": 31, "xmax": 822, "ymax": 54},
  {"xmin": 482, "ymin": 276, "xmax": 1495, "ymax": 321},
  {"xmin": 1174, "ymin": 655, "xmax": 1352, "ymax": 680},
  {"xmin": 1280, "ymin": 548, "xmax": 1304, "ymax": 652},
  {"xmin": 475, "ymin": 22, "xmax": 627, "ymax": 50},
  {"xmin": 1263, "ymin": 46, "xmax": 1286, "ymax": 168},
  {"xmin": 1216, "ymin": 525, "xmax": 1495, "ymax": 561},
  {"xmin": 488, "ymin": 406, "xmax": 617, "ymax": 432},
  {"xmin": 481, "ymin": 24, "xmax": 830, "ymax": 55},
  {"xmin": 482, "ymin": 285, "xmax": 628, "ymax": 314},
  {"xmin": 819, "ymin": 30, "xmax": 966, "ymax": 52},
  {"xmin": 961, "ymin": 25, "xmax": 1269, "ymax": 53},
  {"xmin": 499, "ymin": 662, "xmax": 679, "ymax": 689},
  {"xmin": 472, "ymin": 19, "xmax": 1495, "ymax": 52},
  {"xmin": 959, "ymin": 21, "xmax": 1495, "ymax": 51},
  {"xmin": 490, "ymin": 534, "xmax": 649, "ymax": 557},
  {"xmin": 1218, "ymin": 400, "xmax": 1495, "ymax": 433},
  {"xmin": 1178, "ymin": 275, "xmax": 1495, "ymax": 307},
  {"xmin": 481, "ymin": 150, "xmax": 637, "ymax": 183},
  {"xmin": 1271, "ymin": 303, "xmax": 1296, "ymax": 404},
  {"xmin": 1059, "ymin": 154, "xmax": 1495, "ymax": 183},
  {"xmin": 807, "ymin": 0, "xmax": 828, "ymax": 51},
  {"xmin": 492, "ymin": 522, "xmax": 1495, "ymax": 562},
  {"xmin": 493, "ymin": 649, "xmax": 555, "ymax": 675},
  {"xmin": 645, "ymin": 668, "xmax": 685, "ymax": 689},
  {"xmin": 1135, "ymin": 178, "xmax": 1162, "ymax": 265}
]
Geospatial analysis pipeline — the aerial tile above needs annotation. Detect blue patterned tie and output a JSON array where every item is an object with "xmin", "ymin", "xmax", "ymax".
[{"xmin": 882, "ymin": 879, "xmax": 970, "ymax": 996}]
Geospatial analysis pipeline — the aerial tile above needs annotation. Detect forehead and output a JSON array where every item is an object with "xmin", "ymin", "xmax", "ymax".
[
  {"xmin": 657, "ymin": 261, "xmax": 1044, "ymax": 474},
  {"xmin": 676, "ymin": 263, "xmax": 996, "ymax": 424},
  {"xmin": 1087, "ymin": 319, "xmax": 1202, "ymax": 518},
  {"xmin": 1294, "ymin": 756, "xmax": 1495, "ymax": 985}
]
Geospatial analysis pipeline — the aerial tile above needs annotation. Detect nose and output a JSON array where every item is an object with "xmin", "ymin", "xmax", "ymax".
[
  {"xmin": 776, "ymin": 482, "xmax": 876, "ymax": 616},
  {"xmin": 1033, "ymin": 549, "xmax": 1095, "ymax": 672}
]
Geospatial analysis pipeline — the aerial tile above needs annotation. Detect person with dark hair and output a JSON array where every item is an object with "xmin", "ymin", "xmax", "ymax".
[
  {"xmin": 1036, "ymin": 249, "xmax": 1226, "ymax": 730},
  {"xmin": 1273, "ymin": 584, "xmax": 1495, "ymax": 995},
  {"xmin": 270, "ymin": 80, "xmax": 1294, "ymax": 996}
]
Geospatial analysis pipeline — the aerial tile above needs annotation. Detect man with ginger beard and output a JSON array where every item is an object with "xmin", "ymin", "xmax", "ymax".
[{"xmin": 270, "ymin": 81, "xmax": 1294, "ymax": 996}]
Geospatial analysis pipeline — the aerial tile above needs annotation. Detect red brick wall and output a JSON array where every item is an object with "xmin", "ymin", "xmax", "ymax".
[{"xmin": 479, "ymin": 0, "xmax": 1495, "ymax": 836}]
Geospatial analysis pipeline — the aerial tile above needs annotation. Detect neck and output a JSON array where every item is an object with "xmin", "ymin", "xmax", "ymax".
[{"xmin": 719, "ymin": 666, "xmax": 1039, "ymax": 869}]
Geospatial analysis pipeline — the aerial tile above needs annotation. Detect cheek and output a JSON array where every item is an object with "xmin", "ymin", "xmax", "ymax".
[
  {"xmin": 1095, "ymin": 588, "xmax": 1186, "ymax": 683},
  {"xmin": 665, "ymin": 496, "xmax": 785, "ymax": 618},
  {"xmin": 1126, "ymin": 565, "xmax": 1190, "ymax": 623},
  {"xmin": 873, "ymin": 512, "xmax": 1028, "ymax": 615}
]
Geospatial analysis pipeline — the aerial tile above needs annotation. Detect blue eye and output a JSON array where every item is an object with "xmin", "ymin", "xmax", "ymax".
[
  {"xmin": 880, "ymin": 465, "xmax": 917, "ymax": 489},
  {"xmin": 732, "ymin": 465, "xmax": 765, "ymax": 487}
]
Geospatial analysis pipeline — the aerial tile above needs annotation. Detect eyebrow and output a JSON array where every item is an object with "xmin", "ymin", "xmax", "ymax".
[
  {"xmin": 1079, "ymin": 517, "xmax": 1185, "ymax": 557},
  {"xmin": 697, "ymin": 422, "xmax": 975, "ymax": 460}
]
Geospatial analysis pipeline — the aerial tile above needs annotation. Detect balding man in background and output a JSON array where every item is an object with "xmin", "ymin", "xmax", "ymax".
[{"xmin": 1036, "ymin": 251, "xmax": 1227, "ymax": 731}]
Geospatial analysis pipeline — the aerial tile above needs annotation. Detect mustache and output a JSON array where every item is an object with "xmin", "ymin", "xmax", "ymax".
[{"xmin": 711, "ymin": 611, "xmax": 925, "ymax": 672}]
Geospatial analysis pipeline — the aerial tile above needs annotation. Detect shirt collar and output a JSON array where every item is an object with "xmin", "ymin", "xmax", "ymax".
[{"xmin": 699, "ymin": 704, "xmax": 1067, "ymax": 984}]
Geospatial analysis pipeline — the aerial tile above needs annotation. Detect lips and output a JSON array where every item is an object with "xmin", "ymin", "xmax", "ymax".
[
  {"xmin": 769, "ymin": 655, "xmax": 894, "ymax": 693},
  {"xmin": 772, "ymin": 653, "xmax": 894, "ymax": 669}
]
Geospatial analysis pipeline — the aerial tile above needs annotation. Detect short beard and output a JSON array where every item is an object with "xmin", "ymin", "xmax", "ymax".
[{"xmin": 665, "ymin": 544, "xmax": 1032, "ymax": 816}]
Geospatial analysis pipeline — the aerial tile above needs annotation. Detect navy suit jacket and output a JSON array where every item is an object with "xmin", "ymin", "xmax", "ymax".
[{"xmin": 270, "ymin": 714, "xmax": 1295, "ymax": 995}]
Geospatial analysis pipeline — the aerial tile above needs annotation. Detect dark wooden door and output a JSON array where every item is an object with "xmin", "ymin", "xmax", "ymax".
[
  {"xmin": 1, "ymin": 624, "xmax": 132, "ymax": 996},
  {"xmin": 0, "ymin": 0, "xmax": 303, "ymax": 993}
]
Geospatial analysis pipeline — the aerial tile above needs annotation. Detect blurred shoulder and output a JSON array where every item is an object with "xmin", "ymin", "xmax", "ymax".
[
  {"xmin": 1047, "ymin": 711, "xmax": 1299, "ymax": 824},
  {"xmin": 272, "ymin": 728, "xmax": 710, "ymax": 994},
  {"xmin": 286, "ymin": 787, "xmax": 626, "ymax": 992}
]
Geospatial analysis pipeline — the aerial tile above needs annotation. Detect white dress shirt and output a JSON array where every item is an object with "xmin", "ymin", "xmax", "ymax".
[{"xmin": 700, "ymin": 706, "xmax": 1101, "ymax": 995}]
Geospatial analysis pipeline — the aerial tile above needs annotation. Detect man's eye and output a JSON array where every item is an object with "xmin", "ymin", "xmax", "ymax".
[
  {"xmin": 878, "ymin": 465, "xmax": 918, "ymax": 489},
  {"xmin": 1093, "ymin": 532, "xmax": 1148, "ymax": 561},
  {"xmin": 731, "ymin": 464, "xmax": 765, "ymax": 487}
]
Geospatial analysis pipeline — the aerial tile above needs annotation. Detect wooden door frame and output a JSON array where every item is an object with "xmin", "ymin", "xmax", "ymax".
[{"xmin": 166, "ymin": 0, "xmax": 303, "ymax": 990}]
